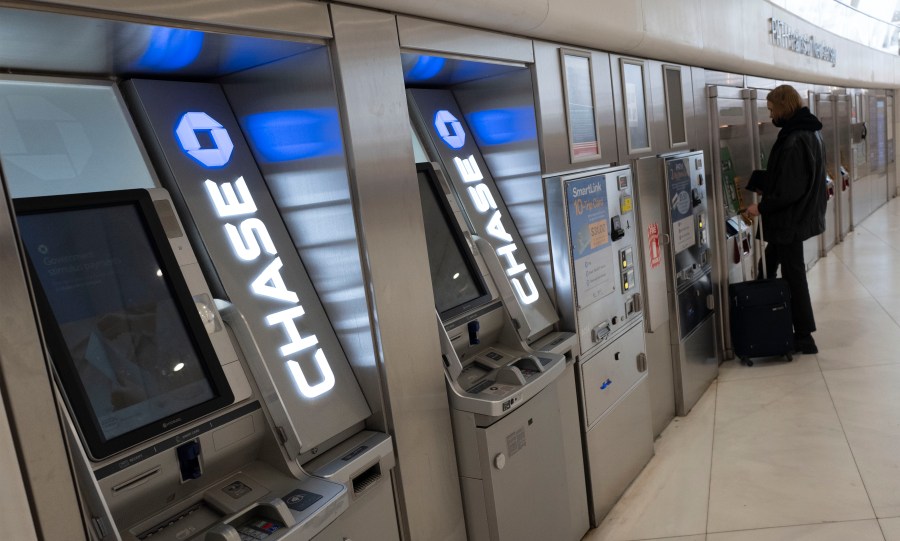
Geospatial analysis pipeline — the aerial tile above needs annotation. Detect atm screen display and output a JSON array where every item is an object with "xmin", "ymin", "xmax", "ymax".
[
  {"xmin": 417, "ymin": 163, "xmax": 492, "ymax": 320},
  {"xmin": 15, "ymin": 190, "xmax": 233, "ymax": 460}
]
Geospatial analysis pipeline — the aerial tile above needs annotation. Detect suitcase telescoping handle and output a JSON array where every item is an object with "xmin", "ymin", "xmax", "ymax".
[{"xmin": 754, "ymin": 192, "xmax": 768, "ymax": 280}]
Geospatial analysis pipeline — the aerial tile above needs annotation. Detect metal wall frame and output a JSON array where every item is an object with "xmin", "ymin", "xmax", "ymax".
[{"xmin": 330, "ymin": 6, "xmax": 467, "ymax": 541}]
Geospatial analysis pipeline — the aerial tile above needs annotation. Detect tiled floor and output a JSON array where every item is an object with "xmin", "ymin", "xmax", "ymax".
[{"xmin": 584, "ymin": 197, "xmax": 900, "ymax": 541}]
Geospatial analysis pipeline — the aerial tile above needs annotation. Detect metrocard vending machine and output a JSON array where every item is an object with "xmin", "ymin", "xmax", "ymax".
[
  {"xmin": 545, "ymin": 164, "xmax": 654, "ymax": 524},
  {"xmin": 634, "ymin": 150, "xmax": 717, "ymax": 418}
]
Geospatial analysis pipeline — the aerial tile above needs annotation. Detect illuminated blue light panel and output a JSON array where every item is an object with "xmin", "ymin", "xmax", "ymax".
[
  {"xmin": 244, "ymin": 109, "xmax": 343, "ymax": 162},
  {"xmin": 467, "ymin": 107, "xmax": 537, "ymax": 146},
  {"xmin": 405, "ymin": 55, "xmax": 446, "ymax": 82},
  {"xmin": 137, "ymin": 27, "xmax": 204, "ymax": 71}
]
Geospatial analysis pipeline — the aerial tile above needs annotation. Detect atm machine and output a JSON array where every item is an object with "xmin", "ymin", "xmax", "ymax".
[
  {"xmin": 15, "ymin": 187, "xmax": 357, "ymax": 541},
  {"xmin": 407, "ymin": 82, "xmax": 588, "ymax": 540},
  {"xmin": 123, "ymin": 78, "xmax": 399, "ymax": 541},
  {"xmin": 0, "ymin": 16, "xmax": 399, "ymax": 539}
]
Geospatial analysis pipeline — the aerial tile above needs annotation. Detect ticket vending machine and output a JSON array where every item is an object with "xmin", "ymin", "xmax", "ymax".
[
  {"xmin": 635, "ymin": 150, "xmax": 717, "ymax": 416},
  {"xmin": 15, "ymin": 188, "xmax": 353, "ymax": 540},
  {"xmin": 408, "ymin": 86, "xmax": 588, "ymax": 541},
  {"xmin": 544, "ymin": 165, "xmax": 654, "ymax": 524},
  {"xmin": 709, "ymin": 85, "xmax": 757, "ymax": 360},
  {"xmin": 813, "ymin": 92, "xmax": 840, "ymax": 253}
]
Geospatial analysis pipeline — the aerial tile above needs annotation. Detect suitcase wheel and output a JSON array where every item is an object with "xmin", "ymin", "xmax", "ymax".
[{"xmin": 741, "ymin": 357, "xmax": 753, "ymax": 367}]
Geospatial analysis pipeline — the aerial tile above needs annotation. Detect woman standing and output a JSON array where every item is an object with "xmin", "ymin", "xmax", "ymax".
[{"xmin": 746, "ymin": 84, "xmax": 827, "ymax": 355}]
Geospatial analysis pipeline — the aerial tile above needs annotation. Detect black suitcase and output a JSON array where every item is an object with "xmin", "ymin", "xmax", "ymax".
[
  {"xmin": 728, "ymin": 212, "xmax": 794, "ymax": 366},
  {"xmin": 729, "ymin": 279, "xmax": 794, "ymax": 366}
]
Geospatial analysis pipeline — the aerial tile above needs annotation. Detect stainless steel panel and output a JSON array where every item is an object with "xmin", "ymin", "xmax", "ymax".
[
  {"xmin": 815, "ymin": 93, "xmax": 839, "ymax": 252},
  {"xmin": 477, "ymin": 379, "xmax": 577, "ymax": 541},
  {"xmin": 837, "ymin": 96, "xmax": 853, "ymax": 238},
  {"xmin": 888, "ymin": 95, "xmax": 896, "ymax": 199},
  {"xmin": 632, "ymin": 156, "xmax": 675, "ymax": 432},
  {"xmin": 329, "ymin": 6, "xmax": 466, "ymax": 541},
  {"xmin": 580, "ymin": 323, "xmax": 645, "ymax": 428},
  {"xmin": 674, "ymin": 315, "xmax": 717, "ymax": 415},
  {"xmin": 0, "ymin": 356, "xmax": 39, "ymax": 541},
  {"xmin": 704, "ymin": 70, "xmax": 744, "ymax": 88},
  {"xmin": 311, "ymin": 478, "xmax": 401, "ymax": 541},
  {"xmin": 0, "ymin": 5, "xmax": 324, "ymax": 78},
  {"xmin": 555, "ymin": 362, "xmax": 590, "ymax": 541},
  {"xmin": 647, "ymin": 60, "xmax": 671, "ymax": 154},
  {"xmin": 0, "ymin": 169, "xmax": 87, "ymax": 538},
  {"xmin": 533, "ymin": 42, "xmax": 618, "ymax": 175},
  {"xmin": 583, "ymin": 376, "xmax": 653, "ymax": 525},
  {"xmin": 645, "ymin": 321, "xmax": 674, "ymax": 436},
  {"xmin": 15, "ymin": 0, "xmax": 332, "ymax": 38},
  {"xmin": 611, "ymin": 55, "xmax": 655, "ymax": 161},
  {"xmin": 397, "ymin": 16, "xmax": 533, "ymax": 63},
  {"xmin": 219, "ymin": 50, "xmax": 388, "ymax": 434},
  {"xmin": 453, "ymin": 70, "xmax": 555, "ymax": 303}
]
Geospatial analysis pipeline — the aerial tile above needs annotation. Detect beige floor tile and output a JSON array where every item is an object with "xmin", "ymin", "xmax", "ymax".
[
  {"xmin": 824, "ymin": 365, "xmax": 900, "ymax": 517},
  {"xmin": 708, "ymin": 372, "xmax": 874, "ymax": 532},
  {"xmin": 717, "ymin": 354, "xmax": 819, "ymax": 383},
  {"xmin": 810, "ymin": 298, "xmax": 900, "ymax": 370},
  {"xmin": 706, "ymin": 520, "xmax": 884, "ymax": 540},
  {"xmin": 589, "ymin": 383, "xmax": 716, "ymax": 541},
  {"xmin": 583, "ymin": 535, "xmax": 705, "ymax": 541},
  {"xmin": 806, "ymin": 254, "xmax": 871, "ymax": 303},
  {"xmin": 881, "ymin": 517, "xmax": 900, "ymax": 540}
]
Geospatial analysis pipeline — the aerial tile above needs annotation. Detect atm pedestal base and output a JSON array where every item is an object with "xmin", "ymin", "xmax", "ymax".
[{"xmin": 452, "ymin": 366, "xmax": 588, "ymax": 541}]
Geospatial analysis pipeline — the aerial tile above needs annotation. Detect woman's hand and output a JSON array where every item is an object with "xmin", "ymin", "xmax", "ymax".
[{"xmin": 745, "ymin": 203, "xmax": 760, "ymax": 217}]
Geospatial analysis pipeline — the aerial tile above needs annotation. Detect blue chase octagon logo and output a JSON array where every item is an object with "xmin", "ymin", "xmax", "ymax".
[{"xmin": 175, "ymin": 112, "xmax": 234, "ymax": 168}]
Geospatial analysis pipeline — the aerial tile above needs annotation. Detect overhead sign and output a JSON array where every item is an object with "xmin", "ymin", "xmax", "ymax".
[{"xmin": 770, "ymin": 18, "xmax": 837, "ymax": 67}]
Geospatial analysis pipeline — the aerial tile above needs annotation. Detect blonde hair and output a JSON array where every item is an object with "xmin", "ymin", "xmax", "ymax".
[{"xmin": 767, "ymin": 85, "xmax": 804, "ymax": 123}]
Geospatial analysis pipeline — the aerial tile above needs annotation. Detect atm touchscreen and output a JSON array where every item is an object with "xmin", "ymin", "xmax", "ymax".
[
  {"xmin": 417, "ymin": 162, "xmax": 492, "ymax": 321},
  {"xmin": 15, "ymin": 189, "xmax": 233, "ymax": 460}
]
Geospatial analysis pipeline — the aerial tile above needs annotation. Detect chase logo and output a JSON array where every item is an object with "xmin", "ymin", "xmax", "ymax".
[
  {"xmin": 434, "ymin": 109, "xmax": 465, "ymax": 149},
  {"xmin": 176, "ymin": 112, "xmax": 234, "ymax": 168}
]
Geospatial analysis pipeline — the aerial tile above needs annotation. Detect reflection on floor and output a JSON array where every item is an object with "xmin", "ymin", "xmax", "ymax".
[{"xmin": 584, "ymin": 197, "xmax": 900, "ymax": 541}]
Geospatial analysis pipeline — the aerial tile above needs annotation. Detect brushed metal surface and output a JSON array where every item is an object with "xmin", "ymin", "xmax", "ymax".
[
  {"xmin": 646, "ymin": 60, "xmax": 670, "ymax": 154},
  {"xmin": 583, "ymin": 375, "xmax": 653, "ymax": 526},
  {"xmin": 219, "ymin": 50, "xmax": 388, "ymax": 435},
  {"xmin": 0, "ymin": 167, "xmax": 87, "ymax": 538},
  {"xmin": 611, "ymin": 55, "xmax": 655, "ymax": 162},
  {"xmin": 837, "ymin": 95, "xmax": 853, "ymax": 237},
  {"xmin": 398, "ymin": 15, "xmax": 533, "ymax": 63},
  {"xmin": 453, "ymin": 69, "xmax": 556, "ymax": 304},
  {"xmin": 816, "ymin": 93, "xmax": 839, "ymax": 252},
  {"xmin": 673, "ymin": 315, "xmax": 717, "ymax": 415},
  {"xmin": 533, "ymin": 42, "xmax": 618, "ymax": 175},
  {"xmin": 11, "ymin": 0, "xmax": 332, "ymax": 38},
  {"xmin": 632, "ymin": 155, "xmax": 675, "ymax": 432},
  {"xmin": 0, "ymin": 6, "xmax": 322, "ymax": 78},
  {"xmin": 330, "ymin": 6, "xmax": 466, "ymax": 541}
]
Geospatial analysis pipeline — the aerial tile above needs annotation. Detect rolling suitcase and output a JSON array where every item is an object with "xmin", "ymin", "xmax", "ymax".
[{"xmin": 728, "ymin": 215, "xmax": 794, "ymax": 366}]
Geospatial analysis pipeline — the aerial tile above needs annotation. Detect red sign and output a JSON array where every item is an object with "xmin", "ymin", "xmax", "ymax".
[{"xmin": 648, "ymin": 223, "xmax": 661, "ymax": 269}]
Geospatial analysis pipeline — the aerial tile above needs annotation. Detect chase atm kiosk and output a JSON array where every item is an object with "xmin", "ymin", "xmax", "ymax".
[
  {"xmin": 16, "ymin": 188, "xmax": 349, "ymax": 540},
  {"xmin": 6, "ymin": 73, "xmax": 397, "ymax": 540},
  {"xmin": 410, "ymin": 86, "xmax": 588, "ymax": 541}
]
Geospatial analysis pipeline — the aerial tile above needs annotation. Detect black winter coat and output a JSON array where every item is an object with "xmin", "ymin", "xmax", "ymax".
[{"xmin": 755, "ymin": 107, "xmax": 827, "ymax": 244}]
